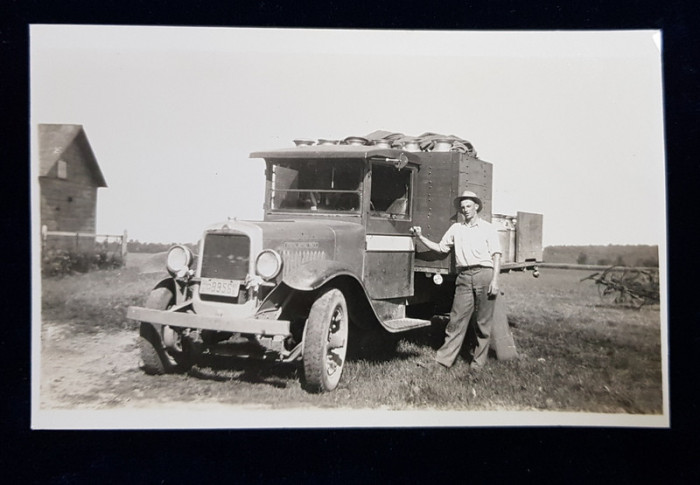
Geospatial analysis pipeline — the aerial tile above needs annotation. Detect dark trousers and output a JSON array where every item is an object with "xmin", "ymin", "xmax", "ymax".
[{"xmin": 436, "ymin": 267, "xmax": 496, "ymax": 368}]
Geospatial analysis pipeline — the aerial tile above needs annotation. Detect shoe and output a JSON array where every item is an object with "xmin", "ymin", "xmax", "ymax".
[{"xmin": 466, "ymin": 364, "xmax": 482, "ymax": 382}]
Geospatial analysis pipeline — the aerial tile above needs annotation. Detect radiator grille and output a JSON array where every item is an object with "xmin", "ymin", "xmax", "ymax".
[{"xmin": 201, "ymin": 233, "xmax": 250, "ymax": 280}]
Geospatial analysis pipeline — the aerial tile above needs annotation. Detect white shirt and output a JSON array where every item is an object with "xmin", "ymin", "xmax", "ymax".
[{"xmin": 438, "ymin": 217, "xmax": 502, "ymax": 268}]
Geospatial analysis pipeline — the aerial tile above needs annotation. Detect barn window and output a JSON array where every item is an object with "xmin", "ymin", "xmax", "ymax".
[{"xmin": 57, "ymin": 160, "xmax": 68, "ymax": 179}]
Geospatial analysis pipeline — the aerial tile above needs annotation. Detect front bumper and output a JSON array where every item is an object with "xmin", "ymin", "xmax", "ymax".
[{"xmin": 126, "ymin": 306, "xmax": 291, "ymax": 336}]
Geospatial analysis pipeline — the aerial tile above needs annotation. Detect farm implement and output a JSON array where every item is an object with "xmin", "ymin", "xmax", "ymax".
[{"xmin": 581, "ymin": 266, "xmax": 660, "ymax": 308}]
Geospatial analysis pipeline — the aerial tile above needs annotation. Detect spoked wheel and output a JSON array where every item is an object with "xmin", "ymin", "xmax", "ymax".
[
  {"xmin": 597, "ymin": 266, "xmax": 650, "ymax": 308},
  {"xmin": 620, "ymin": 268, "xmax": 657, "ymax": 308},
  {"xmin": 597, "ymin": 267, "xmax": 625, "ymax": 305},
  {"xmin": 302, "ymin": 288, "xmax": 349, "ymax": 393},
  {"xmin": 139, "ymin": 285, "xmax": 194, "ymax": 374}
]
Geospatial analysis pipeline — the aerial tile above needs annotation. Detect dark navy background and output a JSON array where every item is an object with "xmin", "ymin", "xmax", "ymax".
[{"xmin": 3, "ymin": 1, "xmax": 698, "ymax": 483}]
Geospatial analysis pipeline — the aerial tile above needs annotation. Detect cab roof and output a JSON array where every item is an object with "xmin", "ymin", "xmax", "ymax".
[{"xmin": 249, "ymin": 146, "xmax": 422, "ymax": 165}]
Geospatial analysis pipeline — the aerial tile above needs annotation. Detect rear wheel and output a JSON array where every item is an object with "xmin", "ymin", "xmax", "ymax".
[
  {"xmin": 302, "ymin": 288, "xmax": 349, "ymax": 392},
  {"xmin": 138, "ymin": 285, "xmax": 194, "ymax": 374},
  {"xmin": 597, "ymin": 266, "xmax": 649, "ymax": 307}
]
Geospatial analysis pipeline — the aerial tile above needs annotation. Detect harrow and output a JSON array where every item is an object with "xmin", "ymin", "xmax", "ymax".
[{"xmin": 581, "ymin": 266, "xmax": 660, "ymax": 308}]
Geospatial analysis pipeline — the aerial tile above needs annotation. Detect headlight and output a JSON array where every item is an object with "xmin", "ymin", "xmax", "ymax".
[
  {"xmin": 255, "ymin": 249, "xmax": 282, "ymax": 280},
  {"xmin": 166, "ymin": 245, "xmax": 194, "ymax": 276}
]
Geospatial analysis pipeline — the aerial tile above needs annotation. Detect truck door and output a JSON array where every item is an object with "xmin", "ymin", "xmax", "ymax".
[{"xmin": 363, "ymin": 161, "xmax": 416, "ymax": 299}]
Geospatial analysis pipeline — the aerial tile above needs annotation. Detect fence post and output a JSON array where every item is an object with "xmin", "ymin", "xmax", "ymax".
[{"xmin": 121, "ymin": 230, "xmax": 128, "ymax": 266}]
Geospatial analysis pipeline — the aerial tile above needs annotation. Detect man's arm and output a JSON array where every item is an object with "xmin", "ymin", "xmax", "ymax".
[
  {"xmin": 489, "ymin": 252, "xmax": 501, "ymax": 296},
  {"xmin": 487, "ymin": 222, "xmax": 502, "ymax": 296},
  {"xmin": 410, "ymin": 226, "xmax": 450, "ymax": 253}
]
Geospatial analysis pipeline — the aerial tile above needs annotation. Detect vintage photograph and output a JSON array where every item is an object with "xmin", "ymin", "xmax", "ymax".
[{"xmin": 30, "ymin": 26, "xmax": 667, "ymax": 429}]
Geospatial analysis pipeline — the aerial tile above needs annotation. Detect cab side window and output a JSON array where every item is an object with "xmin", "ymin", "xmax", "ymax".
[{"xmin": 370, "ymin": 163, "xmax": 412, "ymax": 220}]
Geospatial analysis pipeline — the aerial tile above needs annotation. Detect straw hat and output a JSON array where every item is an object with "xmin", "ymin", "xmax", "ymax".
[{"xmin": 455, "ymin": 190, "xmax": 483, "ymax": 212}]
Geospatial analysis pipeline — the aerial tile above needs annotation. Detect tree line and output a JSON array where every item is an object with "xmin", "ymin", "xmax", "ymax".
[
  {"xmin": 127, "ymin": 240, "xmax": 197, "ymax": 253},
  {"xmin": 543, "ymin": 245, "xmax": 658, "ymax": 267}
]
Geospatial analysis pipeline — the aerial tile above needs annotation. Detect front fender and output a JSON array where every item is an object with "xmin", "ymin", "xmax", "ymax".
[
  {"xmin": 152, "ymin": 277, "xmax": 175, "ymax": 292},
  {"xmin": 282, "ymin": 259, "xmax": 363, "ymax": 291},
  {"xmin": 277, "ymin": 260, "xmax": 411, "ymax": 334},
  {"xmin": 152, "ymin": 276, "xmax": 191, "ymax": 306}
]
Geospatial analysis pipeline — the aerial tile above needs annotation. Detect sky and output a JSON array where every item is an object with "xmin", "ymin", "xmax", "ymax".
[{"xmin": 30, "ymin": 26, "xmax": 666, "ymax": 247}]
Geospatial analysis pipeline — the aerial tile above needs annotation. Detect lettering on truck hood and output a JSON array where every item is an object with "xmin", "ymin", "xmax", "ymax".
[{"xmin": 258, "ymin": 220, "xmax": 365, "ymax": 279}]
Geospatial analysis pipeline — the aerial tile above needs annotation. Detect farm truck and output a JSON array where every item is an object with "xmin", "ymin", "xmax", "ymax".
[{"xmin": 126, "ymin": 131, "xmax": 543, "ymax": 392}]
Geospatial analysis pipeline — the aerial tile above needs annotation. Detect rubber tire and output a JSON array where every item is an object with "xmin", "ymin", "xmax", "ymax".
[
  {"xmin": 139, "ymin": 321, "xmax": 171, "ymax": 375},
  {"xmin": 302, "ymin": 288, "xmax": 349, "ymax": 393},
  {"xmin": 138, "ymin": 286, "xmax": 193, "ymax": 374}
]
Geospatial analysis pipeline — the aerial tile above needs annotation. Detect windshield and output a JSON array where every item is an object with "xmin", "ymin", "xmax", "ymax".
[{"xmin": 270, "ymin": 159, "xmax": 363, "ymax": 213}]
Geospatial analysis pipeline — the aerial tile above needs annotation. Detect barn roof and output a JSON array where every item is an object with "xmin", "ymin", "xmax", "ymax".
[{"xmin": 38, "ymin": 124, "xmax": 107, "ymax": 187}]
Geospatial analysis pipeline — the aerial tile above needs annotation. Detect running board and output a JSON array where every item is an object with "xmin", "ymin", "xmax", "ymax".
[{"xmin": 382, "ymin": 317, "xmax": 432, "ymax": 333}]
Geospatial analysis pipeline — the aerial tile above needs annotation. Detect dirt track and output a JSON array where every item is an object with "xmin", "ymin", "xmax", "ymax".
[
  {"xmin": 40, "ymin": 321, "xmax": 144, "ymax": 409},
  {"xmin": 40, "ymin": 253, "xmax": 177, "ymax": 410},
  {"xmin": 37, "ymin": 265, "xmax": 665, "ymax": 420}
]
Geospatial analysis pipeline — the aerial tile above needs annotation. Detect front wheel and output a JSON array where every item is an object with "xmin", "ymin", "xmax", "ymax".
[
  {"xmin": 138, "ymin": 285, "xmax": 194, "ymax": 374},
  {"xmin": 302, "ymin": 288, "xmax": 349, "ymax": 392}
]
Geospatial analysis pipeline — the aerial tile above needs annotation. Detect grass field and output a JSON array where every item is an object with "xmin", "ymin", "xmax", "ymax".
[{"xmin": 40, "ymin": 256, "xmax": 664, "ymax": 415}]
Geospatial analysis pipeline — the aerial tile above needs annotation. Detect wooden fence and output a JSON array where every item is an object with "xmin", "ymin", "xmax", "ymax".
[{"xmin": 41, "ymin": 225, "xmax": 128, "ymax": 263}]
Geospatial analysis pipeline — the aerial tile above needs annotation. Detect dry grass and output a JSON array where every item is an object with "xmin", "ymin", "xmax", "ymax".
[
  {"xmin": 41, "ymin": 267, "xmax": 159, "ymax": 333},
  {"xmin": 40, "ymin": 262, "xmax": 663, "ymax": 414}
]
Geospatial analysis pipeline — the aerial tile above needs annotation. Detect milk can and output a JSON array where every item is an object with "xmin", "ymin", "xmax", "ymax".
[
  {"xmin": 343, "ymin": 136, "xmax": 369, "ymax": 146},
  {"xmin": 293, "ymin": 139, "xmax": 315, "ymax": 146},
  {"xmin": 432, "ymin": 138, "xmax": 453, "ymax": 152},
  {"xmin": 399, "ymin": 139, "xmax": 421, "ymax": 152},
  {"xmin": 370, "ymin": 139, "xmax": 392, "ymax": 148},
  {"xmin": 493, "ymin": 215, "xmax": 516, "ymax": 264}
]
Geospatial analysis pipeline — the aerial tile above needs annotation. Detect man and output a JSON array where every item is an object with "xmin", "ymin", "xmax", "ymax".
[{"xmin": 411, "ymin": 190, "xmax": 502, "ymax": 371}]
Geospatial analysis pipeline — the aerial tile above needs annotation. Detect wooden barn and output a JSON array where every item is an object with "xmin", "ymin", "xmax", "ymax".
[{"xmin": 38, "ymin": 124, "xmax": 108, "ymax": 252}]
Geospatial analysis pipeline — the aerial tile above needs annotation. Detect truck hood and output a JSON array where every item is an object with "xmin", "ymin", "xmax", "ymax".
[{"xmin": 203, "ymin": 219, "xmax": 365, "ymax": 278}]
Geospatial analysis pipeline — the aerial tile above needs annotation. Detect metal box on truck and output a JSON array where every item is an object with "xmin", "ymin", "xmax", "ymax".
[{"xmin": 411, "ymin": 151, "xmax": 542, "ymax": 275}]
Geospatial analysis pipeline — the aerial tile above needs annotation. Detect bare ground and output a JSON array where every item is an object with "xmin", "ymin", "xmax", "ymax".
[
  {"xmin": 40, "ymin": 320, "xmax": 147, "ymax": 409},
  {"xmin": 37, "ymin": 265, "xmax": 664, "ymax": 417}
]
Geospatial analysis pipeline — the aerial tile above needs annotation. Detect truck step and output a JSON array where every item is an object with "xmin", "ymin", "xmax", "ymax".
[{"xmin": 383, "ymin": 317, "xmax": 432, "ymax": 333}]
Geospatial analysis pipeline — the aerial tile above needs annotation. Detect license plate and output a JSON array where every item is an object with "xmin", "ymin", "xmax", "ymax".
[{"xmin": 200, "ymin": 278, "xmax": 241, "ymax": 297}]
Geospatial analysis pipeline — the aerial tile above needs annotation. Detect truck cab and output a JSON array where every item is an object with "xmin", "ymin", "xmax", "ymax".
[{"xmin": 127, "ymin": 133, "xmax": 543, "ymax": 393}]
